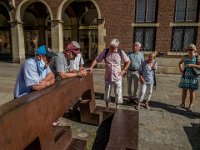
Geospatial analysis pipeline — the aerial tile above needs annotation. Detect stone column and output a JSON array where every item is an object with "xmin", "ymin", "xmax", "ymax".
[
  {"xmin": 97, "ymin": 19, "xmax": 106, "ymax": 54},
  {"xmin": 51, "ymin": 20, "xmax": 64, "ymax": 53},
  {"xmin": 70, "ymin": 17, "xmax": 78, "ymax": 41},
  {"xmin": 10, "ymin": 21, "xmax": 25, "ymax": 64},
  {"xmin": 38, "ymin": 19, "xmax": 45, "ymax": 46}
]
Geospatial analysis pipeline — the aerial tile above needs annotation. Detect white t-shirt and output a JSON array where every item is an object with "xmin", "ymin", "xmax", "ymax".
[{"xmin": 70, "ymin": 53, "xmax": 84, "ymax": 71}]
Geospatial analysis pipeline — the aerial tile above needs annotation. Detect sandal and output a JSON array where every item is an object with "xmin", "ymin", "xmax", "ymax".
[
  {"xmin": 135, "ymin": 105, "xmax": 140, "ymax": 110},
  {"xmin": 179, "ymin": 104, "xmax": 185, "ymax": 109},
  {"xmin": 145, "ymin": 104, "xmax": 150, "ymax": 110},
  {"xmin": 187, "ymin": 107, "xmax": 193, "ymax": 112}
]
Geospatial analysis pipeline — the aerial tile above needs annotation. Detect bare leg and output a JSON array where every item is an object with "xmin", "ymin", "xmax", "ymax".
[
  {"xmin": 181, "ymin": 89, "xmax": 187, "ymax": 107},
  {"xmin": 188, "ymin": 89, "xmax": 195, "ymax": 109}
]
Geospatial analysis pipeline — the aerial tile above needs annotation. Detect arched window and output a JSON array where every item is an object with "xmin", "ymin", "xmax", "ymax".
[
  {"xmin": 63, "ymin": 1, "xmax": 98, "ymax": 60},
  {"xmin": 0, "ymin": 4, "xmax": 11, "ymax": 60}
]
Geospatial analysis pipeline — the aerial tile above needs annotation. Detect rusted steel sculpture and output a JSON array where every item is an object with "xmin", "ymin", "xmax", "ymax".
[
  {"xmin": 0, "ymin": 73, "xmax": 97, "ymax": 150},
  {"xmin": 106, "ymin": 109, "xmax": 139, "ymax": 150},
  {"xmin": 0, "ymin": 72, "xmax": 139, "ymax": 150}
]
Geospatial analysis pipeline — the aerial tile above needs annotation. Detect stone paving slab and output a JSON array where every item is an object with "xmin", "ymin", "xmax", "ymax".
[
  {"xmin": 139, "ymin": 141, "xmax": 191, "ymax": 150},
  {"xmin": 0, "ymin": 63, "xmax": 200, "ymax": 150}
]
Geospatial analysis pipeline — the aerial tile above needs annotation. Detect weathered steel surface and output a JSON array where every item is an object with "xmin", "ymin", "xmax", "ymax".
[
  {"xmin": 79, "ymin": 99, "xmax": 115, "ymax": 126},
  {"xmin": 0, "ymin": 73, "xmax": 94, "ymax": 150},
  {"xmin": 106, "ymin": 109, "xmax": 139, "ymax": 150}
]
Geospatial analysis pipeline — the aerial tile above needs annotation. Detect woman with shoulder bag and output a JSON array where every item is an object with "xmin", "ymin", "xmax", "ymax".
[{"xmin": 179, "ymin": 44, "xmax": 200, "ymax": 111}]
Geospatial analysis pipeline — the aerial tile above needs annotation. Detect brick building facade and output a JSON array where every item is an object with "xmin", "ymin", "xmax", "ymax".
[{"xmin": 0, "ymin": 0, "xmax": 200, "ymax": 73}]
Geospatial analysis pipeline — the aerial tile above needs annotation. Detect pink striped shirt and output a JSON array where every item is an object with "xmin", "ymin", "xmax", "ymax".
[{"xmin": 96, "ymin": 49, "xmax": 129, "ymax": 81}]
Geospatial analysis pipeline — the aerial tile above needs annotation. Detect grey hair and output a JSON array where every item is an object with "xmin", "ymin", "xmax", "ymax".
[
  {"xmin": 188, "ymin": 44, "xmax": 196, "ymax": 51},
  {"xmin": 110, "ymin": 39, "xmax": 120, "ymax": 48},
  {"xmin": 71, "ymin": 41, "xmax": 81, "ymax": 49},
  {"xmin": 134, "ymin": 42, "xmax": 141, "ymax": 47},
  {"xmin": 148, "ymin": 52, "xmax": 156, "ymax": 58}
]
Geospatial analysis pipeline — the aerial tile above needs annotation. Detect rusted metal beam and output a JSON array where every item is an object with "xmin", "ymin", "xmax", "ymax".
[
  {"xmin": 0, "ymin": 73, "xmax": 94, "ymax": 150},
  {"xmin": 106, "ymin": 109, "xmax": 139, "ymax": 150}
]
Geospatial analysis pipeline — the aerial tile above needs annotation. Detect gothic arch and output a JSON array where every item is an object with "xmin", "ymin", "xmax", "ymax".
[
  {"xmin": 0, "ymin": 2, "xmax": 12, "ymax": 21},
  {"xmin": 57, "ymin": 0, "xmax": 101, "ymax": 20},
  {"xmin": 15, "ymin": 0, "xmax": 53, "ymax": 22}
]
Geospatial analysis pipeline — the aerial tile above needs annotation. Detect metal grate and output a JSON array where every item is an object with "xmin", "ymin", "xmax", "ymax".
[
  {"xmin": 171, "ymin": 26, "xmax": 197, "ymax": 52},
  {"xmin": 133, "ymin": 27, "xmax": 156, "ymax": 51}
]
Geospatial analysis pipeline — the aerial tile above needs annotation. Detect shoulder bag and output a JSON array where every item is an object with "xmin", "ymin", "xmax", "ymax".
[{"xmin": 193, "ymin": 55, "xmax": 200, "ymax": 75}]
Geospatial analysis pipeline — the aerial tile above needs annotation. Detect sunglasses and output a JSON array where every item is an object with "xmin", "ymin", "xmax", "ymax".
[
  {"xmin": 46, "ymin": 56, "xmax": 53, "ymax": 63},
  {"xmin": 187, "ymin": 49, "xmax": 194, "ymax": 51},
  {"xmin": 110, "ymin": 46, "xmax": 116, "ymax": 49}
]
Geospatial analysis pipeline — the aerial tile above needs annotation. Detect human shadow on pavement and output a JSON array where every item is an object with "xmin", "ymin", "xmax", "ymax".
[
  {"xmin": 92, "ymin": 115, "xmax": 113, "ymax": 150},
  {"xmin": 150, "ymin": 101, "xmax": 200, "ymax": 119},
  {"xmin": 95, "ymin": 92, "xmax": 104, "ymax": 100},
  {"xmin": 63, "ymin": 108, "xmax": 81, "ymax": 122},
  {"xmin": 184, "ymin": 123, "xmax": 200, "ymax": 150}
]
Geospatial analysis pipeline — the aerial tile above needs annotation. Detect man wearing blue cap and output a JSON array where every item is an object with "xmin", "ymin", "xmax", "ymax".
[{"xmin": 13, "ymin": 45, "xmax": 57, "ymax": 98}]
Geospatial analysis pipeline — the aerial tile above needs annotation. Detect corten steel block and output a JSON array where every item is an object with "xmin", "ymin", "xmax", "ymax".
[
  {"xmin": 0, "ymin": 73, "xmax": 94, "ymax": 150},
  {"xmin": 106, "ymin": 109, "xmax": 139, "ymax": 150},
  {"xmin": 79, "ymin": 99, "xmax": 115, "ymax": 126},
  {"xmin": 65, "ymin": 138, "xmax": 87, "ymax": 150},
  {"xmin": 79, "ymin": 100, "xmax": 102, "ymax": 126}
]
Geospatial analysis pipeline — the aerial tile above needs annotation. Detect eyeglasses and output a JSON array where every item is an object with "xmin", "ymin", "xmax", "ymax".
[
  {"xmin": 187, "ymin": 49, "xmax": 194, "ymax": 51},
  {"xmin": 110, "ymin": 46, "xmax": 115, "ymax": 49}
]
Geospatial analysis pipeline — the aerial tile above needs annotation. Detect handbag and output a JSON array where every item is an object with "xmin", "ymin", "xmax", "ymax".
[
  {"xmin": 153, "ymin": 71, "xmax": 157, "ymax": 90},
  {"xmin": 153, "ymin": 60, "xmax": 157, "ymax": 90},
  {"xmin": 193, "ymin": 67, "xmax": 200, "ymax": 75},
  {"xmin": 192, "ymin": 55, "xmax": 200, "ymax": 75}
]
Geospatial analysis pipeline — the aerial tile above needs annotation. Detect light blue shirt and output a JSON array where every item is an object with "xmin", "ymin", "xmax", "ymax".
[
  {"xmin": 128, "ymin": 51, "xmax": 144, "ymax": 70},
  {"xmin": 139, "ymin": 60, "xmax": 157, "ymax": 85},
  {"xmin": 13, "ymin": 58, "xmax": 51, "ymax": 98}
]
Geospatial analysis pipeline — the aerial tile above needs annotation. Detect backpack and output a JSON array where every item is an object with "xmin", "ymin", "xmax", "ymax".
[{"xmin": 103, "ymin": 48, "xmax": 123, "ymax": 60}]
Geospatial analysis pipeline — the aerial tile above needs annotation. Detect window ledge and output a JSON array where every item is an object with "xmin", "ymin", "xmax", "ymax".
[
  {"xmin": 141, "ymin": 51, "xmax": 187, "ymax": 57},
  {"xmin": 170, "ymin": 22, "xmax": 200, "ymax": 27},
  {"xmin": 142, "ymin": 51, "xmax": 156, "ymax": 54},
  {"xmin": 132, "ymin": 23, "xmax": 159, "ymax": 27},
  {"xmin": 167, "ymin": 52, "xmax": 187, "ymax": 55}
]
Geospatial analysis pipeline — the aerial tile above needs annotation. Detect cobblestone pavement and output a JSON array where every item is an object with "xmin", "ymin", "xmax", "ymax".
[{"xmin": 0, "ymin": 62, "xmax": 200, "ymax": 150}]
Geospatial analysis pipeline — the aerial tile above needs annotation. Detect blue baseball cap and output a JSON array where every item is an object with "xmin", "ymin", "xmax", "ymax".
[{"xmin": 36, "ymin": 45, "xmax": 57, "ymax": 58}]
